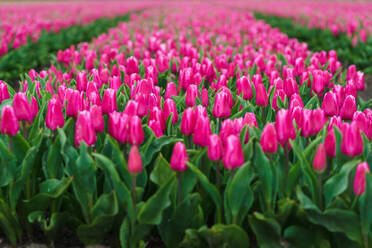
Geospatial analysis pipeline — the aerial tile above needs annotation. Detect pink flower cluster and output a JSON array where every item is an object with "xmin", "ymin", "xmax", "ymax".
[
  {"xmin": 0, "ymin": 1, "xmax": 149, "ymax": 57},
  {"xmin": 227, "ymin": 1, "xmax": 372, "ymax": 44},
  {"xmin": 0, "ymin": 4, "xmax": 370, "ymax": 195}
]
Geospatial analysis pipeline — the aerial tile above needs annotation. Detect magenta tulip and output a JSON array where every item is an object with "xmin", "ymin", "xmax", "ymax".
[
  {"xmin": 260, "ymin": 123, "xmax": 278, "ymax": 154},
  {"xmin": 1, "ymin": 106, "xmax": 19, "ymax": 136},
  {"xmin": 170, "ymin": 142, "xmax": 188, "ymax": 172},
  {"xmin": 128, "ymin": 145, "xmax": 143, "ymax": 174}
]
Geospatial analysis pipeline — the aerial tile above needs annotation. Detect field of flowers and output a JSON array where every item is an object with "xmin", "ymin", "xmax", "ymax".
[{"xmin": 0, "ymin": 2, "xmax": 371, "ymax": 248}]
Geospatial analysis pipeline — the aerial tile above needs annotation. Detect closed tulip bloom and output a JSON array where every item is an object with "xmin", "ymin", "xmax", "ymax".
[
  {"xmin": 352, "ymin": 111, "xmax": 368, "ymax": 137},
  {"xmin": 101, "ymin": 89, "xmax": 117, "ymax": 114},
  {"xmin": 312, "ymin": 109, "xmax": 326, "ymax": 135},
  {"xmin": 165, "ymin": 82, "xmax": 178, "ymax": 99},
  {"xmin": 322, "ymin": 92, "xmax": 338, "ymax": 116},
  {"xmin": 148, "ymin": 120, "xmax": 163, "ymax": 137},
  {"xmin": 208, "ymin": 134, "xmax": 223, "ymax": 161},
  {"xmin": 66, "ymin": 88, "xmax": 80, "ymax": 117},
  {"xmin": 195, "ymin": 105, "xmax": 208, "ymax": 119},
  {"xmin": 129, "ymin": 115, "xmax": 144, "ymax": 146},
  {"xmin": 260, "ymin": 123, "xmax": 278, "ymax": 153},
  {"xmin": 255, "ymin": 83, "xmax": 268, "ymax": 107},
  {"xmin": 185, "ymin": 84, "xmax": 198, "ymax": 107},
  {"xmin": 163, "ymin": 98, "xmax": 178, "ymax": 124},
  {"xmin": 340, "ymin": 95, "xmax": 356, "ymax": 120},
  {"xmin": 128, "ymin": 145, "xmax": 143, "ymax": 174},
  {"xmin": 170, "ymin": 142, "xmax": 188, "ymax": 172},
  {"xmin": 193, "ymin": 116, "xmax": 211, "ymax": 147},
  {"xmin": 243, "ymin": 112, "xmax": 258, "ymax": 127},
  {"xmin": 13, "ymin": 92, "xmax": 32, "ymax": 122},
  {"xmin": 333, "ymin": 84, "xmax": 345, "ymax": 107},
  {"xmin": 180, "ymin": 107, "xmax": 196, "ymax": 136},
  {"xmin": 75, "ymin": 111, "xmax": 96, "ymax": 147},
  {"xmin": 353, "ymin": 162, "xmax": 370, "ymax": 196},
  {"xmin": 223, "ymin": 135, "xmax": 244, "ymax": 170},
  {"xmin": 126, "ymin": 56, "xmax": 139, "ymax": 75},
  {"xmin": 31, "ymin": 96, "xmax": 38, "ymax": 119},
  {"xmin": 1, "ymin": 106, "xmax": 19, "ymax": 136},
  {"xmin": 341, "ymin": 122, "xmax": 363, "ymax": 157},
  {"xmin": 0, "ymin": 83, "xmax": 10, "ymax": 103},
  {"xmin": 149, "ymin": 106, "xmax": 165, "ymax": 131},
  {"xmin": 324, "ymin": 129, "xmax": 336, "ymax": 158},
  {"xmin": 108, "ymin": 112, "xmax": 129, "ymax": 143},
  {"xmin": 236, "ymin": 76, "xmax": 252, "ymax": 100},
  {"xmin": 109, "ymin": 76, "xmax": 122, "ymax": 91},
  {"xmin": 313, "ymin": 143, "xmax": 327, "ymax": 173},
  {"xmin": 292, "ymin": 106, "xmax": 303, "ymax": 129},
  {"xmin": 328, "ymin": 116, "xmax": 342, "ymax": 130},
  {"xmin": 124, "ymin": 100, "xmax": 139, "ymax": 116},
  {"xmin": 201, "ymin": 88, "xmax": 209, "ymax": 107},
  {"xmin": 220, "ymin": 119, "xmax": 235, "ymax": 145},
  {"xmin": 76, "ymin": 71, "xmax": 88, "ymax": 92},
  {"xmin": 90, "ymin": 105, "xmax": 104, "ymax": 132},
  {"xmin": 275, "ymin": 109, "xmax": 296, "ymax": 146},
  {"xmin": 213, "ymin": 91, "xmax": 231, "ymax": 118},
  {"xmin": 46, "ymin": 96, "xmax": 65, "ymax": 130}
]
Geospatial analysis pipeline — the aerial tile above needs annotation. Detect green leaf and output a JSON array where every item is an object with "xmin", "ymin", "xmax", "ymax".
[
  {"xmin": 284, "ymin": 225, "xmax": 319, "ymax": 248},
  {"xmin": 0, "ymin": 199, "xmax": 22, "ymax": 245},
  {"xmin": 138, "ymin": 174, "xmax": 176, "ymax": 225},
  {"xmin": 12, "ymin": 133, "xmax": 31, "ymax": 163},
  {"xmin": 249, "ymin": 212, "xmax": 282, "ymax": 247},
  {"xmin": 150, "ymin": 154, "xmax": 175, "ymax": 186},
  {"xmin": 46, "ymin": 132, "xmax": 64, "ymax": 178},
  {"xmin": 359, "ymin": 173, "xmax": 372, "ymax": 242},
  {"xmin": 77, "ymin": 191, "xmax": 119, "ymax": 245},
  {"xmin": 323, "ymin": 160, "xmax": 359, "ymax": 207}
]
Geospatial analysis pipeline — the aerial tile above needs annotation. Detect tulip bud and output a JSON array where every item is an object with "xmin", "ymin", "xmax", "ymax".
[
  {"xmin": 148, "ymin": 120, "xmax": 163, "ymax": 137},
  {"xmin": 46, "ymin": 96, "xmax": 65, "ymax": 130},
  {"xmin": 243, "ymin": 112, "xmax": 258, "ymax": 127},
  {"xmin": 124, "ymin": 100, "xmax": 139, "ymax": 116},
  {"xmin": 170, "ymin": 142, "xmax": 188, "ymax": 172},
  {"xmin": 185, "ymin": 84, "xmax": 198, "ymax": 107},
  {"xmin": 109, "ymin": 76, "xmax": 122, "ymax": 92},
  {"xmin": 276, "ymin": 109, "xmax": 296, "ymax": 146},
  {"xmin": 0, "ymin": 83, "xmax": 10, "ymax": 103},
  {"xmin": 292, "ymin": 106, "xmax": 303, "ymax": 129},
  {"xmin": 340, "ymin": 95, "xmax": 356, "ymax": 120},
  {"xmin": 260, "ymin": 123, "xmax": 278, "ymax": 153},
  {"xmin": 353, "ymin": 162, "xmax": 370, "ymax": 196},
  {"xmin": 207, "ymin": 134, "xmax": 223, "ymax": 161},
  {"xmin": 76, "ymin": 71, "xmax": 88, "ymax": 92},
  {"xmin": 312, "ymin": 144, "xmax": 327, "ymax": 173},
  {"xmin": 322, "ymin": 92, "xmax": 338, "ymax": 117},
  {"xmin": 353, "ymin": 112, "xmax": 369, "ymax": 137},
  {"xmin": 255, "ymin": 83, "xmax": 268, "ymax": 107},
  {"xmin": 201, "ymin": 88, "xmax": 209, "ymax": 107},
  {"xmin": 128, "ymin": 145, "xmax": 143, "ymax": 174},
  {"xmin": 31, "ymin": 96, "xmax": 38, "ymax": 119},
  {"xmin": 13, "ymin": 92, "xmax": 32, "ymax": 122},
  {"xmin": 126, "ymin": 56, "xmax": 139, "ymax": 75},
  {"xmin": 66, "ymin": 88, "xmax": 80, "ymax": 117},
  {"xmin": 165, "ymin": 82, "xmax": 178, "ymax": 99},
  {"xmin": 333, "ymin": 84, "xmax": 345, "ymax": 107},
  {"xmin": 193, "ymin": 116, "xmax": 211, "ymax": 147},
  {"xmin": 108, "ymin": 112, "xmax": 129, "ymax": 143},
  {"xmin": 324, "ymin": 129, "xmax": 336, "ymax": 158},
  {"xmin": 90, "ymin": 105, "xmax": 104, "ymax": 132},
  {"xmin": 213, "ymin": 91, "xmax": 231, "ymax": 118},
  {"xmin": 223, "ymin": 135, "xmax": 244, "ymax": 170},
  {"xmin": 1, "ymin": 106, "xmax": 19, "ymax": 136},
  {"xmin": 101, "ymin": 89, "xmax": 117, "ymax": 114},
  {"xmin": 341, "ymin": 122, "xmax": 363, "ymax": 157},
  {"xmin": 236, "ymin": 76, "xmax": 252, "ymax": 100},
  {"xmin": 180, "ymin": 107, "xmax": 196, "ymax": 136},
  {"xmin": 75, "ymin": 111, "xmax": 96, "ymax": 147},
  {"xmin": 163, "ymin": 98, "xmax": 178, "ymax": 124}
]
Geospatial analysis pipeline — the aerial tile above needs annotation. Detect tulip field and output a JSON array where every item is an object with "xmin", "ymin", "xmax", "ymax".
[{"xmin": 0, "ymin": 1, "xmax": 371, "ymax": 248}]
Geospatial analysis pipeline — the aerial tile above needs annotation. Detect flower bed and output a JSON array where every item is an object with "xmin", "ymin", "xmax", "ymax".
[{"xmin": 0, "ymin": 3, "xmax": 371, "ymax": 248}]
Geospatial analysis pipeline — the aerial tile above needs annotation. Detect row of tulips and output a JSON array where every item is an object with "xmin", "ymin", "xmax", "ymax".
[{"xmin": 0, "ymin": 4, "xmax": 371, "ymax": 247}]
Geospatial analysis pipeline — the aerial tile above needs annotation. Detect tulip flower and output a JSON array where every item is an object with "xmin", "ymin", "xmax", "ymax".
[
  {"xmin": 223, "ymin": 135, "xmax": 244, "ymax": 170},
  {"xmin": 66, "ymin": 88, "xmax": 80, "ymax": 117},
  {"xmin": 341, "ymin": 122, "xmax": 363, "ymax": 157},
  {"xmin": 313, "ymin": 143, "xmax": 327, "ymax": 173},
  {"xmin": 340, "ymin": 95, "xmax": 356, "ymax": 120},
  {"xmin": 1, "ymin": 106, "xmax": 19, "ymax": 136},
  {"xmin": 213, "ymin": 91, "xmax": 231, "ymax": 118},
  {"xmin": 193, "ymin": 115, "xmax": 211, "ymax": 147},
  {"xmin": 255, "ymin": 83, "xmax": 268, "ymax": 107},
  {"xmin": 260, "ymin": 123, "xmax": 278, "ymax": 154},
  {"xmin": 128, "ymin": 115, "xmax": 144, "ymax": 146},
  {"xmin": 201, "ymin": 88, "xmax": 209, "ymax": 107},
  {"xmin": 75, "ymin": 110, "xmax": 96, "ymax": 147},
  {"xmin": 101, "ymin": 88, "xmax": 117, "ymax": 114},
  {"xmin": 163, "ymin": 98, "xmax": 178, "ymax": 124},
  {"xmin": 90, "ymin": 105, "xmax": 104, "ymax": 133},
  {"xmin": 292, "ymin": 106, "xmax": 303, "ymax": 129},
  {"xmin": 165, "ymin": 82, "xmax": 178, "ymax": 99},
  {"xmin": 46, "ymin": 96, "xmax": 65, "ymax": 130},
  {"xmin": 31, "ymin": 96, "xmax": 38, "ymax": 119},
  {"xmin": 13, "ymin": 92, "xmax": 32, "ymax": 122},
  {"xmin": 170, "ymin": 142, "xmax": 188, "ymax": 172},
  {"xmin": 149, "ymin": 107, "xmax": 165, "ymax": 131},
  {"xmin": 352, "ymin": 111, "xmax": 368, "ymax": 137},
  {"xmin": 128, "ymin": 145, "xmax": 143, "ymax": 174},
  {"xmin": 148, "ymin": 120, "xmax": 163, "ymax": 137},
  {"xmin": 0, "ymin": 83, "xmax": 10, "ymax": 103},
  {"xmin": 276, "ymin": 109, "xmax": 296, "ymax": 146},
  {"xmin": 185, "ymin": 84, "xmax": 198, "ymax": 107},
  {"xmin": 333, "ymin": 84, "xmax": 345, "ymax": 107},
  {"xmin": 324, "ymin": 129, "xmax": 336, "ymax": 158},
  {"xmin": 243, "ymin": 112, "xmax": 258, "ymax": 127},
  {"xmin": 353, "ymin": 162, "xmax": 370, "ymax": 196},
  {"xmin": 322, "ymin": 92, "xmax": 338, "ymax": 116},
  {"xmin": 236, "ymin": 76, "xmax": 252, "ymax": 100},
  {"xmin": 180, "ymin": 107, "xmax": 196, "ymax": 136},
  {"xmin": 108, "ymin": 112, "xmax": 129, "ymax": 144},
  {"xmin": 124, "ymin": 100, "xmax": 139, "ymax": 116},
  {"xmin": 208, "ymin": 134, "xmax": 223, "ymax": 161},
  {"xmin": 126, "ymin": 56, "xmax": 139, "ymax": 75}
]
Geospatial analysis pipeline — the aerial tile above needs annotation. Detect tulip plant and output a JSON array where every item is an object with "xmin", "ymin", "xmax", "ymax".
[{"xmin": 0, "ymin": 5, "xmax": 371, "ymax": 248}]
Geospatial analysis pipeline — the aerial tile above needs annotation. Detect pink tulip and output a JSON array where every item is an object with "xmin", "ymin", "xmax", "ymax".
[
  {"xmin": 213, "ymin": 91, "xmax": 231, "ymax": 118},
  {"xmin": 90, "ymin": 105, "xmax": 104, "ymax": 133},
  {"xmin": 170, "ymin": 142, "xmax": 188, "ymax": 172},
  {"xmin": 276, "ymin": 109, "xmax": 296, "ymax": 146},
  {"xmin": 185, "ymin": 84, "xmax": 198, "ymax": 107},
  {"xmin": 324, "ymin": 129, "xmax": 336, "ymax": 158},
  {"xmin": 260, "ymin": 123, "xmax": 278, "ymax": 154},
  {"xmin": 163, "ymin": 98, "xmax": 178, "ymax": 124},
  {"xmin": 66, "ymin": 88, "xmax": 80, "ymax": 117},
  {"xmin": 340, "ymin": 95, "xmax": 356, "ymax": 120},
  {"xmin": 75, "ymin": 110, "xmax": 96, "ymax": 147},
  {"xmin": 101, "ymin": 89, "xmax": 117, "ymax": 114},
  {"xmin": 165, "ymin": 82, "xmax": 178, "ymax": 99},
  {"xmin": 353, "ymin": 162, "xmax": 370, "ymax": 196},
  {"xmin": 201, "ymin": 88, "xmax": 209, "ymax": 107},
  {"xmin": 1, "ymin": 106, "xmax": 19, "ymax": 136},
  {"xmin": 313, "ymin": 143, "xmax": 327, "ymax": 173},
  {"xmin": 180, "ymin": 107, "xmax": 196, "ymax": 136},
  {"xmin": 208, "ymin": 134, "xmax": 223, "ymax": 161},
  {"xmin": 46, "ymin": 96, "xmax": 65, "ymax": 130},
  {"xmin": 193, "ymin": 115, "xmax": 211, "ymax": 147},
  {"xmin": 128, "ymin": 115, "xmax": 144, "ymax": 146},
  {"xmin": 255, "ymin": 83, "xmax": 268, "ymax": 107},
  {"xmin": 341, "ymin": 122, "xmax": 363, "ymax": 157},
  {"xmin": 13, "ymin": 92, "xmax": 32, "ymax": 122},
  {"xmin": 108, "ymin": 112, "xmax": 129, "ymax": 144},
  {"xmin": 223, "ymin": 135, "xmax": 244, "ymax": 170},
  {"xmin": 322, "ymin": 92, "xmax": 338, "ymax": 117},
  {"xmin": 148, "ymin": 120, "xmax": 163, "ymax": 137},
  {"xmin": 128, "ymin": 145, "xmax": 143, "ymax": 174}
]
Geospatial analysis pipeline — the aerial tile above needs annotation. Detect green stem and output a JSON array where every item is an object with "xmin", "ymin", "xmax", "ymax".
[
  {"xmin": 132, "ymin": 176, "xmax": 137, "ymax": 217},
  {"xmin": 8, "ymin": 136, "xmax": 13, "ymax": 153},
  {"xmin": 231, "ymin": 168, "xmax": 236, "ymax": 179},
  {"xmin": 261, "ymin": 107, "xmax": 266, "ymax": 126},
  {"xmin": 177, "ymin": 171, "xmax": 182, "ymax": 205},
  {"xmin": 317, "ymin": 173, "xmax": 323, "ymax": 210},
  {"xmin": 216, "ymin": 161, "xmax": 221, "ymax": 192}
]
